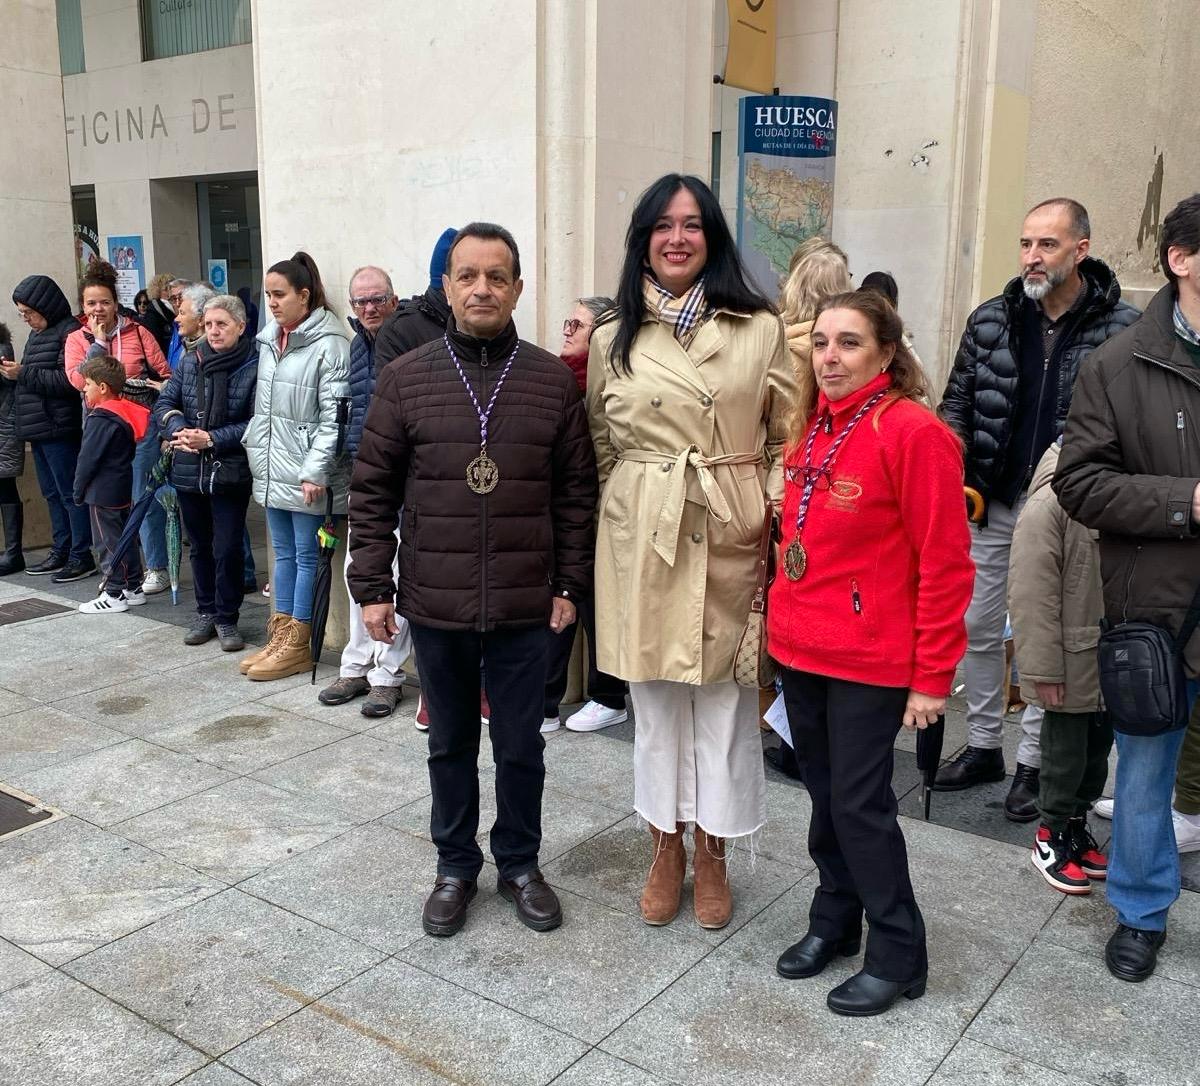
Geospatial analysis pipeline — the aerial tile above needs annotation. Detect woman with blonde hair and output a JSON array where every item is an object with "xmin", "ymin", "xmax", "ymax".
[
  {"xmin": 778, "ymin": 239, "xmax": 851, "ymax": 392},
  {"xmin": 767, "ymin": 290, "xmax": 973, "ymax": 1016}
]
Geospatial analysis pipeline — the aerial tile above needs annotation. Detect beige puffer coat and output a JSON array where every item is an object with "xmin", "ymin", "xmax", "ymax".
[{"xmin": 1008, "ymin": 442, "xmax": 1103, "ymax": 712}]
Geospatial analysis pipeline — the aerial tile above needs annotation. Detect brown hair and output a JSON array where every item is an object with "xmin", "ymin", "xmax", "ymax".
[
  {"xmin": 788, "ymin": 290, "xmax": 928, "ymax": 445},
  {"xmin": 266, "ymin": 251, "xmax": 327, "ymax": 314},
  {"xmin": 79, "ymin": 353, "xmax": 125, "ymax": 395},
  {"xmin": 79, "ymin": 261, "xmax": 118, "ymax": 306}
]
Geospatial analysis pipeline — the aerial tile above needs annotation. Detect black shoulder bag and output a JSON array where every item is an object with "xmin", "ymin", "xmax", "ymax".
[{"xmin": 1097, "ymin": 579, "xmax": 1200, "ymax": 736}]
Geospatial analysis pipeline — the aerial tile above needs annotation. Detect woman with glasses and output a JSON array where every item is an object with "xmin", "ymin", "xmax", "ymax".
[
  {"xmin": 543, "ymin": 296, "xmax": 630, "ymax": 736},
  {"xmin": 588, "ymin": 174, "xmax": 797, "ymax": 931},
  {"xmin": 240, "ymin": 251, "xmax": 351, "ymax": 682},
  {"xmin": 767, "ymin": 290, "xmax": 972, "ymax": 1016}
]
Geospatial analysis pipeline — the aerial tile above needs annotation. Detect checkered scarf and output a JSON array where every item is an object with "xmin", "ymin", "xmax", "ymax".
[
  {"xmin": 1174, "ymin": 300, "xmax": 1200, "ymax": 348},
  {"xmin": 644, "ymin": 274, "xmax": 712, "ymax": 348}
]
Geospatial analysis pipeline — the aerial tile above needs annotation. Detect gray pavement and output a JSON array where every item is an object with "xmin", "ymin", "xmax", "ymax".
[{"xmin": 0, "ymin": 572, "xmax": 1197, "ymax": 1085}]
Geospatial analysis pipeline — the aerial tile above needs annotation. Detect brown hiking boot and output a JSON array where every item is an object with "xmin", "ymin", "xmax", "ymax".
[
  {"xmin": 239, "ymin": 612, "xmax": 289, "ymax": 675},
  {"xmin": 248, "ymin": 618, "xmax": 312, "ymax": 682},
  {"xmin": 639, "ymin": 822, "xmax": 686, "ymax": 926},
  {"xmin": 693, "ymin": 827, "xmax": 732, "ymax": 930}
]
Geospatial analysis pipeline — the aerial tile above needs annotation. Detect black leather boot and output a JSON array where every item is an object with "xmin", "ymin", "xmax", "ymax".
[
  {"xmin": 0, "ymin": 502, "xmax": 24, "ymax": 575},
  {"xmin": 1004, "ymin": 763, "xmax": 1040, "ymax": 822},
  {"xmin": 933, "ymin": 746, "xmax": 1006, "ymax": 791}
]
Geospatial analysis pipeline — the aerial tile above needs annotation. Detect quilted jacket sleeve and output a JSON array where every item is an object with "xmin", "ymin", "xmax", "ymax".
[
  {"xmin": 298, "ymin": 336, "xmax": 352, "ymax": 487},
  {"xmin": 550, "ymin": 383, "xmax": 599, "ymax": 602},
  {"xmin": 938, "ymin": 315, "xmax": 981, "ymax": 459}
]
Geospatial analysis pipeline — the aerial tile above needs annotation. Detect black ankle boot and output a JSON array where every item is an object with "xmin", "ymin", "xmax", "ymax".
[
  {"xmin": 933, "ymin": 745, "xmax": 1006, "ymax": 791},
  {"xmin": 0, "ymin": 502, "xmax": 24, "ymax": 575}
]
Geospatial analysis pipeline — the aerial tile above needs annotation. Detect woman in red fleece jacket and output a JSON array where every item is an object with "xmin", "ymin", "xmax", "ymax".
[{"xmin": 767, "ymin": 290, "xmax": 973, "ymax": 1017}]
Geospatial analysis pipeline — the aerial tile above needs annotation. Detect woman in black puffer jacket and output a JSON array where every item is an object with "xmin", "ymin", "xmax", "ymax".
[
  {"xmin": 154, "ymin": 294, "xmax": 257, "ymax": 651},
  {"xmin": 4, "ymin": 275, "xmax": 90, "ymax": 577}
]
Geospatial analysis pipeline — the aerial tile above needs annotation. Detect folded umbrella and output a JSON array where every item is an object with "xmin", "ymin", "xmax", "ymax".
[
  {"xmin": 915, "ymin": 714, "xmax": 946, "ymax": 821},
  {"xmin": 106, "ymin": 447, "xmax": 172, "ymax": 585},
  {"xmin": 309, "ymin": 397, "xmax": 351, "ymax": 682},
  {"xmin": 156, "ymin": 484, "xmax": 182, "ymax": 605}
]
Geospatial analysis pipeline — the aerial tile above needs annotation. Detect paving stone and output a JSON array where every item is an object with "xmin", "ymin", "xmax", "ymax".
[
  {"xmin": 899, "ymin": 773, "xmax": 1038, "ymax": 850},
  {"xmin": 542, "ymin": 813, "xmax": 804, "ymax": 947},
  {"xmin": 0, "ymin": 936, "xmax": 51, "ymax": 995},
  {"xmin": 179, "ymin": 1065, "xmax": 260, "ymax": 1085},
  {"xmin": 61, "ymin": 673, "xmax": 268, "ymax": 740},
  {"xmin": 252, "ymin": 732, "xmax": 430, "ymax": 819},
  {"xmin": 549, "ymin": 1051, "xmax": 669, "ymax": 1086},
  {"xmin": 0, "ymin": 817, "xmax": 220, "ymax": 963},
  {"xmin": 179, "ymin": 650, "xmax": 337, "ymax": 692},
  {"xmin": 1181, "ymin": 849, "xmax": 1200, "ymax": 893},
  {"xmin": 0, "ymin": 687, "xmax": 38, "ymax": 715},
  {"xmin": 66, "ymin": 888, "xmax": 384, "ymax": 1056},
  {"xmin": 1038, "ymin": 885, "xmax": 1200, "ymax": 990},
  {"xmin": 221, "ymin": 958, "xmax": 587, "ymax": 1085},
  {"xmin": 240, "ymin": 822, "xmax": 439, "ymax": 953},
  {"xmin": 400, "ymin": 885, "xmax": 711, "ymax": 1044},
  {"xmin": 386, "ymin": 780, "xmax": 626, "ymax": 864},
  {"xmin": 118, "ymin": 777, "xmax": 357, "ymax": 884},
  {"xmin": 0, "ymin": 705, "xmax": 126, "ymax": 777},
  {"xmin": 541, "ymin": 731, "xmax": 635, "ymax": 812},
  {"xmin": 601, "ymin": 937, "xmax": 958, "ymax": 1086},
  {"xmin": 10, "ymin": 739, "xmax": 233, "ymax": 827},
  {"xmin": 754, "ymin": 776, "xmax": 815, "ymax": 867},
  {"xmin": 257, "ymin": 678, "xmax": 420, "ymax": 735},
  {"xmin": 968, "ymin": 941, "xmax": 1200, "ymax": 1086},
  {"xmin": 0, "ymin": 971, "xmax": 207, "ymax": 1086},
  {"xmin": 150, "ymin": 702, "xmax": 351, "ymax": 774},
  {"xmin": 925, "ymin": 1039, "xmax": 1075, "ymax": 1086}
]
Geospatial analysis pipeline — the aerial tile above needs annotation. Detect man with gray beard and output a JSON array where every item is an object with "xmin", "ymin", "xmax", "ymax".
[{"xmin": 936, "ymin": 199, "xmax": 1138, "ymax": 817}]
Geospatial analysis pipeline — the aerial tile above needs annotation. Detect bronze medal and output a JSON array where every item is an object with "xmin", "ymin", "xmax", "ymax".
[
  {"xmin": 466, "ymin": 453, "xmax": 500, "ymax": 494},
  {"xmin": 783, "ymin": 539, "xmax": 807, "ymax": 581}
]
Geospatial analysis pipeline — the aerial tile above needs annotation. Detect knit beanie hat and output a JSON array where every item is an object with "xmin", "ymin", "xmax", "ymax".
[{"xmin": 429, "ymin": 228, "xmax": 458, "ymax": 290}]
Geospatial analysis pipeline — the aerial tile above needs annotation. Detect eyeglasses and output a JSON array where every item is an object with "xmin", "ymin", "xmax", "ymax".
[
  {"xmin": 168, "ymin": 293, "xmax": 184, "ymax": 306},
  {"xmin": 563, "ymin": 318, "xmax": 593, "ymax": 337},
  {"xmin": 349, "ymin": 293, "xmax": 393, "ymax": 311}
]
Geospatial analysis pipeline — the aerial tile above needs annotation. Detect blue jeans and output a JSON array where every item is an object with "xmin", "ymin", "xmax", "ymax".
[
  {"xmin": 132, "ymin": 425, "xmax": 167, "ymax": 570},
  {"xmin": 31, "ymin": 438, "xmax": 92, "ymax": 561},
  {"xmin": 1108, "ymin": 680, "xmax": 1200, "ymax": 931},
  {"xmin": 265, "ymin": 507, "xmax": 324, "ymax": 622}
]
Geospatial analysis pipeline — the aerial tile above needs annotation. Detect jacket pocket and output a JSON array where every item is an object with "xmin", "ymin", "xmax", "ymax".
[
  {"xmin": 1064, "ymin": 625, "xmax": 1100, "ymax": 653},
  {"xmin": 850, "ymin": 578, "xmax": 878, "ymax": 640}
]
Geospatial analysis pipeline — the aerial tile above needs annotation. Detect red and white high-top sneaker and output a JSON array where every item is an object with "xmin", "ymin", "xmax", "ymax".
[
  {"xmin": 1032, "ymin": 824, "xmax": 1091, "ymax": 894},
  {"xmin": 1067, "ymin": 816, "xmax": 1108, "ymax": 880}
]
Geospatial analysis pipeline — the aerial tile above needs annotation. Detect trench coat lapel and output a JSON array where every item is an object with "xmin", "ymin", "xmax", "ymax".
[{"xmin": 637, "ymin": 319, "xmax": 710, "ymax": 395}]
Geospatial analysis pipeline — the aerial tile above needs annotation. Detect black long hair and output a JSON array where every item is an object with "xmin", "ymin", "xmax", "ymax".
[
  {"xmin": 266, "ymin": 251, "xmax": 327, "ymax": 315},
  {"xmin": 609, "ymin": 174, "xmax": 772, "ymax": 374}
]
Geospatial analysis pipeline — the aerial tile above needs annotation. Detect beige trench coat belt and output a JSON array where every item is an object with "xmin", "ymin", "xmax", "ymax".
[{"xmin": 617, "ymin": 448, "xmax": 763, "ymax": 568}]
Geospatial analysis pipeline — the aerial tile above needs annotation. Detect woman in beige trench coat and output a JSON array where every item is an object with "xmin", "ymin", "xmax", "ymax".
[{"xmin": 587, "ymin": 174, "xmax": 797, "ymax": 931}]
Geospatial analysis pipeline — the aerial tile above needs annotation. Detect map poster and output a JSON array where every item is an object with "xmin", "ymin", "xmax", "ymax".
[
  {"xmin": 105, "ymin": 235, "xmax": 145, "ymax": 307},
  {"xmin": 736, "ymin": 95, "xmax": 838, "ymax": 298}
]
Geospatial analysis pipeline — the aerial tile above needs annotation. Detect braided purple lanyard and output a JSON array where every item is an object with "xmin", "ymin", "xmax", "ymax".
[
  {"xmin": 444, "ymin": 335, "xmax": 519, "ymax": 450},
  {"xmin": 787, "ymin": 389, "xmax": 888, "ymax": 538}
]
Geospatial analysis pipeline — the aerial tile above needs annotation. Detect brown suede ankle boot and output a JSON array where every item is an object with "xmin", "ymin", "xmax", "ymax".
[
  {"xmin": 247, "ymin": 618, "xmax": 313, "ymax": 682},
  {"xmin": 639, "ymin": 822, "xmax": 686, "ymax": 926},
  {"xmin": 693, "ymin": 827, "xmax": 732, "ymax": 930},
  {"xmin": 240, "ymin": 612, "xmax": 289, "ymax": 675}
]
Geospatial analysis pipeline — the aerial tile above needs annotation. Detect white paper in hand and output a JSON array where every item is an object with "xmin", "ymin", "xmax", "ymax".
[{"xmin": 763, "ymin": 691, "xmax": 792, "ymax": 748}]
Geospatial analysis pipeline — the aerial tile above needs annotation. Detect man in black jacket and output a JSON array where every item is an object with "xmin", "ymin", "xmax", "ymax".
[
  {"xmin": 349, "ymin": 223, "xmax": 597, "ymax": 938},
  {"xmin": 372, "ymin": 227, "xmax": 457, "ymax": 370},
  {"xmin": 4, "ymin": 276, "xmax": 92, "ymax": 577},
  {"xmin": 937, "ymin": 199, "xmax": 1139, "ymax": 817},
  {"xmin": 1053, "ymin": 193, "xmax": 1200, "ymax": 982}
]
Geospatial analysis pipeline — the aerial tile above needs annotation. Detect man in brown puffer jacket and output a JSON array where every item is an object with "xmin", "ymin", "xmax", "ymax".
[
  {"xmin": 348, "ymin": 223, "xmax": 598, "ymax": 940},
  {"xmin": 1054, "ymin": 193, "xmax": 1200, "ymax": 984}
]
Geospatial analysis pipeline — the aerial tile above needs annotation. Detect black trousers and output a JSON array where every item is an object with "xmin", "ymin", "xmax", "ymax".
[
  {"xmin": 411, "ymin": 622, "xmax": 549, "ymax": 881},
  {"xmin": 1038, "ymin": 709, "xmax": 1113, "ymax": 832},
  {"xmin": 543, "ymin": 592, "xmax": 627, "ymax": 716},
  {"xmin": 781, "ymin": 668, "xmax": 927, "ymax": 983},
  {"xmin": 177, "ymin": 487, "xmax": 250, "ymax": 625},
  {"xmin": 89, "ymin": 503, "xmax": 141, "ymax": 593}
]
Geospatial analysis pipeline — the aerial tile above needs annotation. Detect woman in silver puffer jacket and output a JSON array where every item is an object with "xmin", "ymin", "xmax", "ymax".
[{"xmin": 241, "ymin": 251, "xmax": 350, "ymax": 681}]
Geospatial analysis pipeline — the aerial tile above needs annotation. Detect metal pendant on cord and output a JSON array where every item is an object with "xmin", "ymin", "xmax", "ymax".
[{"xmin": 444, "ymin": 335, "xmax": 519, "ymax": 494}]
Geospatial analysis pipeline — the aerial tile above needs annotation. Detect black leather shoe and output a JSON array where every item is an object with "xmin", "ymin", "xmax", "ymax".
[
  {"xmin": 25, "ymin": 551, "xmax": 67, "ymax": 576},
  {"xmin": 51, "ymin": 555, "xmax": 97, "ymax": 583},
  {"xmin": 498, "ymin": 868, "xmax": 562, "ymax": 932},
  {"xmin": 776, "ymin": 932, "xmax": 861, "ymax": 979},
  {"xmin": 1105, "ymin": 924, "xmax": 1165, "ymax": 982},
  {"xmin": 933, "ymin": 746, "xmax": 1006, "ymax": 791},
  {"xmin": 1004, "ymin": 763, "xmax": 1040, "ymax": 822},
  {"xmin": 827, "ymin": 970, "xmax": 927, "ymax": 1016},
  {"xmin": 421, "ymin": 876, "xmax": 477, "ymax": 937},
  {"xmin": 764, "ymin": 745, "xmax": 803, "ymax": 780}
]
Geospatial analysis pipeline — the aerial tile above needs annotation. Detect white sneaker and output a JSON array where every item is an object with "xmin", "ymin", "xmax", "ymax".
[
  {"xmin": 1093, "ymin": 798, "xmax": 1114, "ymax": 820},
  {"xmin": 565, "ymin": 700, "xmax": 629, "ymax": 732},
  {"xmin": 79, "ymin": 593, "xmax": 128, "ymax": 614},
  {"xmin": 141, "ymin": 569, "xmax": 170, "ymax": 595},
  {"xmin": 541, "ymin": 716, "xmax": 561, "ymax": 734},
  {"xmin": 122, "ymin": 586, "xmax": 146, "ymax": 606},
  {"xmin": 1173, "ymin": 810, "xmax": 1200, "ymax": 853}
]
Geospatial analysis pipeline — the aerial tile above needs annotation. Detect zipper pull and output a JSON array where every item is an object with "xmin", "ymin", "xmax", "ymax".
[
  {"xmin": 851, "ymin": 579, "xmax": 862, "ymax": 614},
  {"xmin": 1178, "ymin": 411, "xmax": 1185, "ymax": 431}
]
